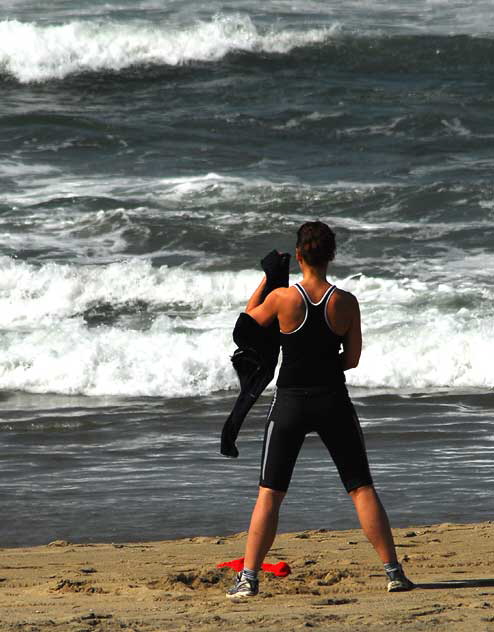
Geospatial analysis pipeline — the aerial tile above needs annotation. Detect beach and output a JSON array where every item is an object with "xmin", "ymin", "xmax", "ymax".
[{"xmin": 2, "ymin": 522, "xmax": 494, "ymax": 631}]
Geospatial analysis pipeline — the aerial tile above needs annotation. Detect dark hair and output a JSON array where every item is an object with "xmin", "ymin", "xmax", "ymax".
[{"xmin": 296, "ymin": 221, "xmax": 336, "ymax": 266}]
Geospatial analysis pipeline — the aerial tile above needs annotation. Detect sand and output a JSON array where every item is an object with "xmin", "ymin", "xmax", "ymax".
[{"xmin": 1, "ymin": 522, "xmax": 494, "ymax": 631}]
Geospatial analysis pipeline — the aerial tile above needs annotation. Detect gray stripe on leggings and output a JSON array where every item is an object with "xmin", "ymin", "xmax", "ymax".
[
  {"xmin": 266, "ymin": 387, "xmax": 277, "ymax": 420},
  {"xmin": 262, "ymin": 420, "xmax": 275, "ymax": 481}
]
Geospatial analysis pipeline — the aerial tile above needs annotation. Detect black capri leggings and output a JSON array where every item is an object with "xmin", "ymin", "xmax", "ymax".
[{"xmin": 259, "ymin": 386, "xmax": 373, "ymax": 493}]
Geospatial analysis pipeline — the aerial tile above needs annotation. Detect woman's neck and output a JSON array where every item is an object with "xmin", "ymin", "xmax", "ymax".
[{"xmin": 301, "ymin": 264, "xmax": 328, "ymax": 285}]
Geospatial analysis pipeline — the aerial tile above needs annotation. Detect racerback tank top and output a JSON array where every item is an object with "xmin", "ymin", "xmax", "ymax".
[{"xmin": 276, "ymin": 283, "xmax": 345, "ymax": 388}]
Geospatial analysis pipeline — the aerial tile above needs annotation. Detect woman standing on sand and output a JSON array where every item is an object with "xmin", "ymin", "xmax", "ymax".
[{"xmin": 227, "ymin": 221, "xmax": 414, "ymax": 598}]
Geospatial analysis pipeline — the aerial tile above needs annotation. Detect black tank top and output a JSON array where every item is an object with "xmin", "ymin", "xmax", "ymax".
[{"xmin": 276, "ymin": 283, "xmax": 345, "ymax": 388}]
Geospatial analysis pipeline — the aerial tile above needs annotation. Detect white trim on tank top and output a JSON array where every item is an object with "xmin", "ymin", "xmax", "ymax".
[
  {"xmin": 295, "ymin": 282, "xmax": 333, "ymax": 306},
  {"xmin": 280, "ymin": 284, "xmax": 308, "ymax": 335},
  {"xmin": 323, "ymin": 285, "xmax": 338, "ymax": 334},
  {"xmin": 280, "ymin": 283, "xmax": 337, "ymax": 335}
]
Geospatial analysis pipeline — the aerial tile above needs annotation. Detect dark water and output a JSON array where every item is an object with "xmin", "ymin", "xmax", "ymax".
[
  {"xmin": 2, "ymin": 389, "xmax": 494, "ymax": 547},
  {"xmin": 1, "ymin": 1, "xmax": 494, "ymax": 546}
]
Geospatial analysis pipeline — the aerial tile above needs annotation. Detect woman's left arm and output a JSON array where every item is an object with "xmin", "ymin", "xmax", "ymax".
[
  {"xmin": 245, "ymin": 276, "xmax": 267, "ymax": 312},
  {"xmin": 246, "ymin": 287, "xmax": 280, "ymax": 327}
]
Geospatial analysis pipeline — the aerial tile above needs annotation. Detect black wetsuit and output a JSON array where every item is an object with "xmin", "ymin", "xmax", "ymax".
[
  {"xmin": 259, "ymin": 283, "xmax": 373, "ymax": 493},
  {"xmin": 221, "ymin": 250, "xmax": 290, "ymax": 458}
]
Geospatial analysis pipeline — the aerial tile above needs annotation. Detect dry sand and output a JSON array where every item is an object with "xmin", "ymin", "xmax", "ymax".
[{"xmin": 1, "ymin": 522, "xmax": 494, "ymax": 631}]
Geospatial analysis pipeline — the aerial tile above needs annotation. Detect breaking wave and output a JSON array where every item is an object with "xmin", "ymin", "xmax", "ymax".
[
  {"xmin": 0, "ymin": 15, "xmax": 336, "ymax": 83},
  {"xmin": 3, "ymin": 13, "xmax": 494, "ymax": 84},
  {"xmin": 1, "ymin": 257, "xmax": 494, "ymax": 397}
]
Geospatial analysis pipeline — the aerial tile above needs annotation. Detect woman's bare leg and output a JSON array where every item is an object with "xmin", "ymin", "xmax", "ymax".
[
  {"xmin": 349, "ymin": 484, "xmax": 397, "ymax": 564},
  {"xmin": 243, "ymin": 486, "xmax": 285, "ymax": 571}
]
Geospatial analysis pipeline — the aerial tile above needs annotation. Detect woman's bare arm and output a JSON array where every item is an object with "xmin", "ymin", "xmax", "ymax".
[
  {"xmin": 245, "ymin": 276, "xmax": 267, "ymax": 312},
  {"xmin": 340, "ymin": 293, "xmax": 362, "ymax": 370},
  {"xmin": 246, "ymin": 288, "xmax": 280, "ymax": 328}
]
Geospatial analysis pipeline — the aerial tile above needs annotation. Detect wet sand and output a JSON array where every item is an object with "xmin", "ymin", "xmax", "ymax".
[{"xmin": 1, "ymin": 522, "xmax": 494, "ymax": 631}]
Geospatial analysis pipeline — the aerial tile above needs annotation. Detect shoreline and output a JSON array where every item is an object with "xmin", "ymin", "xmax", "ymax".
[
  {"xmin": 1, "ymin": 521, "xmax": 494, "ymax": 631},
  {"xmin": 3, "ymin": 388, "xmax": 494, "ymax": 549},
  {"xmin": 0, "ymin": 515, "xmax": 490, "ymax": 550}
]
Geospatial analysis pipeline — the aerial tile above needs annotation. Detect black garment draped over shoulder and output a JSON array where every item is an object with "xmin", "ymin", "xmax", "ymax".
[{"xmin": 220, "ymin": 250, "xmax": 290, "ymax": 458}]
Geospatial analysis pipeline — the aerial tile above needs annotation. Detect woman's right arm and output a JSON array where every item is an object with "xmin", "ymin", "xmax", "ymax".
[{"xmin": 340, "ymin": 293, "xmax": 362, "ymax": 370}]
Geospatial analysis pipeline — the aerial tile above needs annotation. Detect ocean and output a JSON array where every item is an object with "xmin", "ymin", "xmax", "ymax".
[{"xmin": 1, "ymin": 0, "xmax": 494, "ymax": 547}]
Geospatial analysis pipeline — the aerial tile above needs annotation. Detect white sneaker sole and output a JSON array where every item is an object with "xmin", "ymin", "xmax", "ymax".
[
  {"xmin": 226, "ymin": 591, "xmax": 258, "ymax": 599},
  {"xmin": 387, "ymin": 579, "xmax": 414, "ymax": 592}
]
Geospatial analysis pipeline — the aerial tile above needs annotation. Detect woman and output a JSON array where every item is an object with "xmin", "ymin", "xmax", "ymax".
[{"xmin": 227, "ymin": 221, "xmax": 413, "ymax": 598}]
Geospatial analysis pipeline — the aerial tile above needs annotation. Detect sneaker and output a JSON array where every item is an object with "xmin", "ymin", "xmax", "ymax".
[
  {"xmin": 226, "ymin": 572, "xmax": 259, "ymax": 598},
  {"xmin": 386, "ymin": 564, "xmax": 415, "ymax": 592}
]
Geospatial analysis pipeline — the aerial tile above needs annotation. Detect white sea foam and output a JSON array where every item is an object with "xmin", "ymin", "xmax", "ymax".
[
  {"xmin": 338, "ymin": 117, "xmax": 407, "ymax": 138},
  {"xmin": 3, "ymin": 168, "xmax": 395, "ymax": 208},
  {"xmin": 0, "ymin": 161, "xmax": 61, "ymax": 177},
  {"xmin": 0, "ymin": 317, "xmax": 236, "ymax": 397},
  {"xmin": 1, "ymin": 257, "xmax": 494, "ymax": 397},
  {"xmin": 0, "ymin": 257, "xmax": 258, "ymax": 328},
  {"xmin": 2, "ymin": 171, "xmax": 285, "ymax": 206},
  {"xmin": 344, "ymin": 274, "xmax": 494, "ymax": 391},
  {"xmin": 0, "ymin": 257, "xmax": 256, "ymax": 396},
  {"xmin": 274, "ymin": 110, "xmax": 345, "ymax": 130},
  {"xmin": 0, "ymin": 15, "xmax": 336, "ymax": 83}
]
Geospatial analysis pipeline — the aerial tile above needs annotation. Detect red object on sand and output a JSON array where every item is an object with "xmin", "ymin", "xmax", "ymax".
[{"xmin": 217, "ymin": 557, "xmax": 291, "ymax": 577}]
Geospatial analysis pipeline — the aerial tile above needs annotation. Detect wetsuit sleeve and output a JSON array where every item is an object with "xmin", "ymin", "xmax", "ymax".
[{"xmin": 260, "ymin": 250, "xmax": 290, "ymax": 301}]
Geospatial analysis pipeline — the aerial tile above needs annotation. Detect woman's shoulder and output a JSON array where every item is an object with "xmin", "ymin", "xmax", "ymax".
[
  {"xmin": 267, "ymin": 285, "xmax": 305, "ymax": 310},
  {"xmin": 332, "ymin": 286, "xmax": 358, "ymax": 303},
  {"xmin": 329, "ymin": 287, "xmax": 360, "ymax": 316},
  {"xmin": 270, "ymin": 285, "xmax": 302, "ymax": 298}
]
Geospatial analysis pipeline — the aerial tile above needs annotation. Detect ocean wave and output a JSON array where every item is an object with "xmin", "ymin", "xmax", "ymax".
[
  {"xmin": 2, "ymin": 173, "xmax": 494, "ymax": 272},
  {"xmin": 0, "ymin": 15, "xmax": 336, "ymax": 83},
  {"xmin": 2, "ymin": 169, "xmax": 391, "ymax": 207},
  {"xmin": 0, "ymin": 316, "xmax": 236, "ymax": 397},
  {"xmin": 1, "ymin": 258, "xmax": 494, "ymax": 396},
  {"xmin": 2, "ymin": 14, "xmax": 494, "ymax": 84},
  {"xmin": 345, "ymin": 274, "xmax": 494, "ymax": 391},
  {"xmin": 0, "ymin": 257, "xmax": 258, "ymax": 328}
]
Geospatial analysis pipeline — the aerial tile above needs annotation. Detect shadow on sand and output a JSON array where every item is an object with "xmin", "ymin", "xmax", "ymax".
[{"xmin": 416, "ymin": 578, "xmax": 494, "ymax": 590}]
